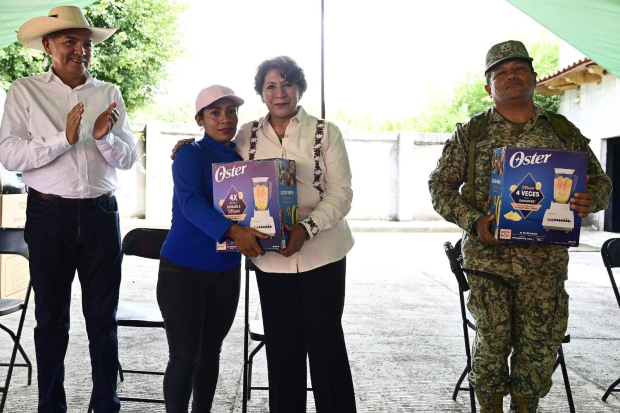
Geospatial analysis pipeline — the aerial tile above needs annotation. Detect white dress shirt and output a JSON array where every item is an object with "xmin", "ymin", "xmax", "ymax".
[
  {"xmin": 235, "ymin": 106, "xmax": 354, "ymax": 273},
  {"xmin": 0, "ymin": 69, "xmax": 137, "ymax": 198}
]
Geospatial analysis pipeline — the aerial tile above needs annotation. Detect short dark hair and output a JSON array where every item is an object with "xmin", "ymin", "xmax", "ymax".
[
  {"xmin": 254, "ymin": 56, "xmax": 307, "ymax": 95},
  {"xmin": 197, "ymin": 107, "xmax": 206, "ymax": 119},
  {"xmin": 485, "ymin": 59, "xmax": 535, "ymax": 85}
]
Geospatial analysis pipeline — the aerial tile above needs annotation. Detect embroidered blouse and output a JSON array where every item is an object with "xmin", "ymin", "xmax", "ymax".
[{"xmin": 234, "ymin": 106, "xmax": 354, "ymax": 273}]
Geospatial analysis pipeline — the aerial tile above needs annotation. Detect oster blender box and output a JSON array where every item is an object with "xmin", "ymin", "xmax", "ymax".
[
  {"xmin": 488, "ymin": 147, "xmax": 588, "ymax": 247},
  {"xmin": 212, "ymin": 158, "xmax": 298, "ymax": 252}
]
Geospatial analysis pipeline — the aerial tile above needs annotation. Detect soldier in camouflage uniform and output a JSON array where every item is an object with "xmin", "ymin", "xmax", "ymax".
[{"xmin": 428, "ymin": 40, "xmax": 612, "ymax": 412}]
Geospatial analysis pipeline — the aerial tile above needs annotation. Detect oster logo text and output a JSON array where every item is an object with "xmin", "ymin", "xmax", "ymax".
[
  {"xmin": 509, "ymin": 151, "xmax": 552, "ymax": 168},
  {"xmin": 214, "ymin": 165, "xmax": 247, "ymax": 182}
]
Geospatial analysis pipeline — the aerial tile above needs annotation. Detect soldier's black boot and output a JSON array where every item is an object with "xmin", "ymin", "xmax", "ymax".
[
  {"xmin": 509, "ymin": 393, "xmax": 539, "ymax": 413},
  {"xmin": 475, "ymin": 391, "xmax": 503, "ymax": 413}
]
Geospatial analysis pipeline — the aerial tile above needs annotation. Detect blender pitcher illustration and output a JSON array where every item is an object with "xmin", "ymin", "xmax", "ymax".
[
  {"xmin": 542, "ymin": 168, "xmax": 578, "ymax": 232},
  {"xmin": 250, "ymin": 177, "xmax": 276, "ymax": 236}
]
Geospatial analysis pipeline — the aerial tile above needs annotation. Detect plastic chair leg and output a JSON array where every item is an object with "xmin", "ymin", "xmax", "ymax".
[
  {"xmin": 0, "ymin": 389, "xmax": 6, "ymax": 413},
  {"xmin": 603, "ymin": 377, "xmax": 620, "ymax": 402},
  {"xmin": 0, "ymin": 323, "xmax": 32, "ymax": 386},
  {"xmin": 118, "ymin": 360, "xmax": 125, "ymax": 382},
  {"xmin": 453, "ymin": 366, "xmax": 467, "ymax": 400},
  {"xmin": 557, "ymin": 345, "xmax": 575, "ymax": 412},
  {"xmin": 468, "ymin": 383, "xmax": 476, "ymax": 413},
  {"xmin": 0, "ymin": 299, "xmax": 30, "ymax": 413},
  {"xmin": 247, "ymin": 341, "xmax": 265, "ymax": 400},
  {"xmin": 15, "ymin": 342, "xmax": 32, "ymax": 386},
  {"xmin": 452, "ymin": 365, "xmax": 476, "ymax": 412},
  {"xmin": 247, "ymin": 360, "xmax": 253, "ymax": 400}
]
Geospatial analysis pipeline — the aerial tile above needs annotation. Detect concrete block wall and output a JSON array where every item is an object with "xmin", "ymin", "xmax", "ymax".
[
  {"xmin": 142, "ymin": 123, "xmax": 202, "ymax": 221},
  {"xmin": 115, "ymin": 123, "xmax": 147, "ymax": 218},
  {"xmin": 127, "ymin": 123, "xmax": 450, "ymax": 222},
  {"xmin": 343, "ymin": 130, "xmax": 398, "ymax": 221}
]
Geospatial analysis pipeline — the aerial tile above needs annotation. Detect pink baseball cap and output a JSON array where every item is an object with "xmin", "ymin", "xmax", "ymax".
[{"xmin": 195, "ymin": 85, "xmax": 244, "ymax": 115}]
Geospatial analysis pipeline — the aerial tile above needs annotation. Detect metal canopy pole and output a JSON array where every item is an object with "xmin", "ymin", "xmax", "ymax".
[{"xmin": 321, "ymin": 0, "xmax": 325, "ymax": 119}]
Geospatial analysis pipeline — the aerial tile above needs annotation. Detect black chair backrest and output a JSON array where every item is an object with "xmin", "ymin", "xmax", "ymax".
[
  {"xmin": 245, "ymin": 256, "xmax": 256, "ymax": 271},
  {"xmin": 444, "ymin": 239, "xmax": 469, "ymax": 292},
  {"xmin": 0, "ymin": 228, "xmax": 28, "ymax": 260},
  {"xmin": 122, "ymin": 228, "xmax": 169, "ymax": 260},
  {"xmin": 602, "ymin": 238, "xmax": 620, "ymax": 269}
]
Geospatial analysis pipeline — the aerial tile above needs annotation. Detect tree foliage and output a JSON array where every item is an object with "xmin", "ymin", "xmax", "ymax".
[
  {"xmin": 322, "ymin": 35, "xmax": 562, "ymax": 133},
  {"xmin": 0, "ymin": 44, "xmax": 46, "ymax": 91},
  {"xmin": 0, "ymin": 0, "xmax": 186, "ymax": 114},
  {"xmin": 409, "ymin": 34, "xmax": 561, "ymax": 133}
]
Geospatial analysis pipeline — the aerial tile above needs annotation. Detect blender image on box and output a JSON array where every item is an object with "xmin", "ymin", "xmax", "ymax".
[
  {"xmin": 542, "ymin": 169, "xmax": 578, "ymax": 232},
  {"xmin": 212, "ymin": 158, "xmax": 298, "ymax": 252},
  {"xmin": 488, "ymin": 146, "xmax": 588, "ymax": 247},
  {"xmin": 250, "ymin": 177, "xmax": 275, "ymax": 237}
]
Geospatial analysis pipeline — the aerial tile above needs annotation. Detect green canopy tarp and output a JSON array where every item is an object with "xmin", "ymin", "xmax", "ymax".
[
  {"xmin": 0, "ymin": 1, "xmax": 93, "ymax": 50},
  {"xmin": 508, "ymin": 0, "xmax": 620, "ymax": 78}
]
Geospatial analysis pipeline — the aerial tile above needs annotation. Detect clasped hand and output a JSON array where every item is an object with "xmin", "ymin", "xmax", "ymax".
[
  {"xmin": 280, "ymin": 224, "xmax": 307, "ymax": 257},
  {"xmin": 474, "ymin": 176, "xmax": 594, "ymax": 245},
  {"xmin": 66, "ymin": 102, "xmax": 119, "ymax": 144},
  {"xmin": 224, "ymin": 224, "xmax": 267, "ymax": 258},
  {"xmin": 569, "ymin": 176, "xmax": 593, "ymax": 219}
]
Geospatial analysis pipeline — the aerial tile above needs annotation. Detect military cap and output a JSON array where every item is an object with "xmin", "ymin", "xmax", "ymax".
[{"xmin": 485, "ymin": 40, "xmax": 533, "ymax": 73}]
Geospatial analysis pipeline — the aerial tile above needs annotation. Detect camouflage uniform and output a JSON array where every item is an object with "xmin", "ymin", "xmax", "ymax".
[{"xmin": 428, "ymin": 105, "xmax": 612, "ymax": 398}]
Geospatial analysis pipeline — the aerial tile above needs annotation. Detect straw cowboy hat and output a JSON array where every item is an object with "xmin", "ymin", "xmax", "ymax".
[{"xmin": 17, "ymin": 6, "xmax": 117, "ymax": 51}]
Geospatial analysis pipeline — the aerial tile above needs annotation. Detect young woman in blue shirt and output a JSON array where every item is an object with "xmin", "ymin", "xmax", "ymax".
[{"xmin": 157, "ymin": 85, "xmax": 266, "ymax": 412}]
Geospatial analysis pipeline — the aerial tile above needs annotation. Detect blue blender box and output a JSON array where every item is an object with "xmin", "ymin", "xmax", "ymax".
[
  {"xmin": 488, "ymin": 147, "xmax": 588, "ymax": 247},
  {"xmin": 212, "ymin": 158, "xmax": 298, "ymax": 252}
]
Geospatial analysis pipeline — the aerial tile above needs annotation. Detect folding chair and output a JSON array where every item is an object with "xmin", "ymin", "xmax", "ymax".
[
  {"xmin": 242, "ymin": 257, "xmax": 312, "ymax": 413},
  {"xmin": 444, "ymin": 239, "xmax": 575, "ymax": 413},
  {"xmin": 601, "ymin": 238, "xmax": 620, "ymax": 402},
  {"xmin": 0, "ymin": 228, "xmax": 33, "ymax": 413},
  {"xmin": 87, "ymin": 228, "xmax": 168, "ymax": 412},
  {"xmin": 444, "ymin": 240, "xmax": 476, "ymax": 412}
]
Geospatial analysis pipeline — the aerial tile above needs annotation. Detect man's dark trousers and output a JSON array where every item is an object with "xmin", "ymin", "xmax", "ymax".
[{"xmin": 24, "ymin": 194, "xmax": 122, "ymax": 413}]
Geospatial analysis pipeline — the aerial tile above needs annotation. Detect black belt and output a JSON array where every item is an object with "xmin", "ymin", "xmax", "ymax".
[{"xmin": 28, "ymin": 188, "xmax": 113, "ymax": 208}]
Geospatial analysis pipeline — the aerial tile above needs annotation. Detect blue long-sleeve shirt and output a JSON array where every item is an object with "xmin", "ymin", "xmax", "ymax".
[{"xmin": 160, "ymin": 133, "xmax": 242, "ymax": 271}]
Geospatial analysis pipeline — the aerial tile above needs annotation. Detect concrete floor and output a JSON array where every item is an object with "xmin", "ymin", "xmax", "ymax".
[{"xmin": 1, "ymin": 225, "xmax": 620, "ymax": 412}]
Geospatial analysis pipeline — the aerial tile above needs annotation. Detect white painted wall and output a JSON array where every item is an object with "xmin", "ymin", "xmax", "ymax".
[
  {"xmin": 557, "ymin": 72, "xmax": 619, "ymax": 231},
  {"xmin": 344, "ymin": 131, "xmax": 397, "ymax": 221},
  {"xmin": 143, "ymin": 122, "xmax": 201, "ymax": 221},
  {"xmin": 558, "ymin": 74, "xmax": 620, "ymax": 147},
  {"xmin": 140, "ymin": 124, "xmax": 450, "ymax": 222},
  {"xmin": 558, "ymin": 73, "xmax": 620, "ymax": 229},
  {"xmin": 409, "ymin": 133, "xmax": 448, "ymax": 221},
  {"xmin": 115, "ymin": 124, "xmax": 146, "ymax": 218}
]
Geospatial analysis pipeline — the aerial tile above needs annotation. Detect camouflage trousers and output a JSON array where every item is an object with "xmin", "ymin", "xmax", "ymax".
[{"xmin": 466, "ymin": 272, "xmax": 569, "ymax": 398}]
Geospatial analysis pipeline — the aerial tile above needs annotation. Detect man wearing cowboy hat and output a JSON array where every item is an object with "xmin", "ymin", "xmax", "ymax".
[{"xmin": 0, "ymin": 6, "xmax": 137, "ymax": 412}]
